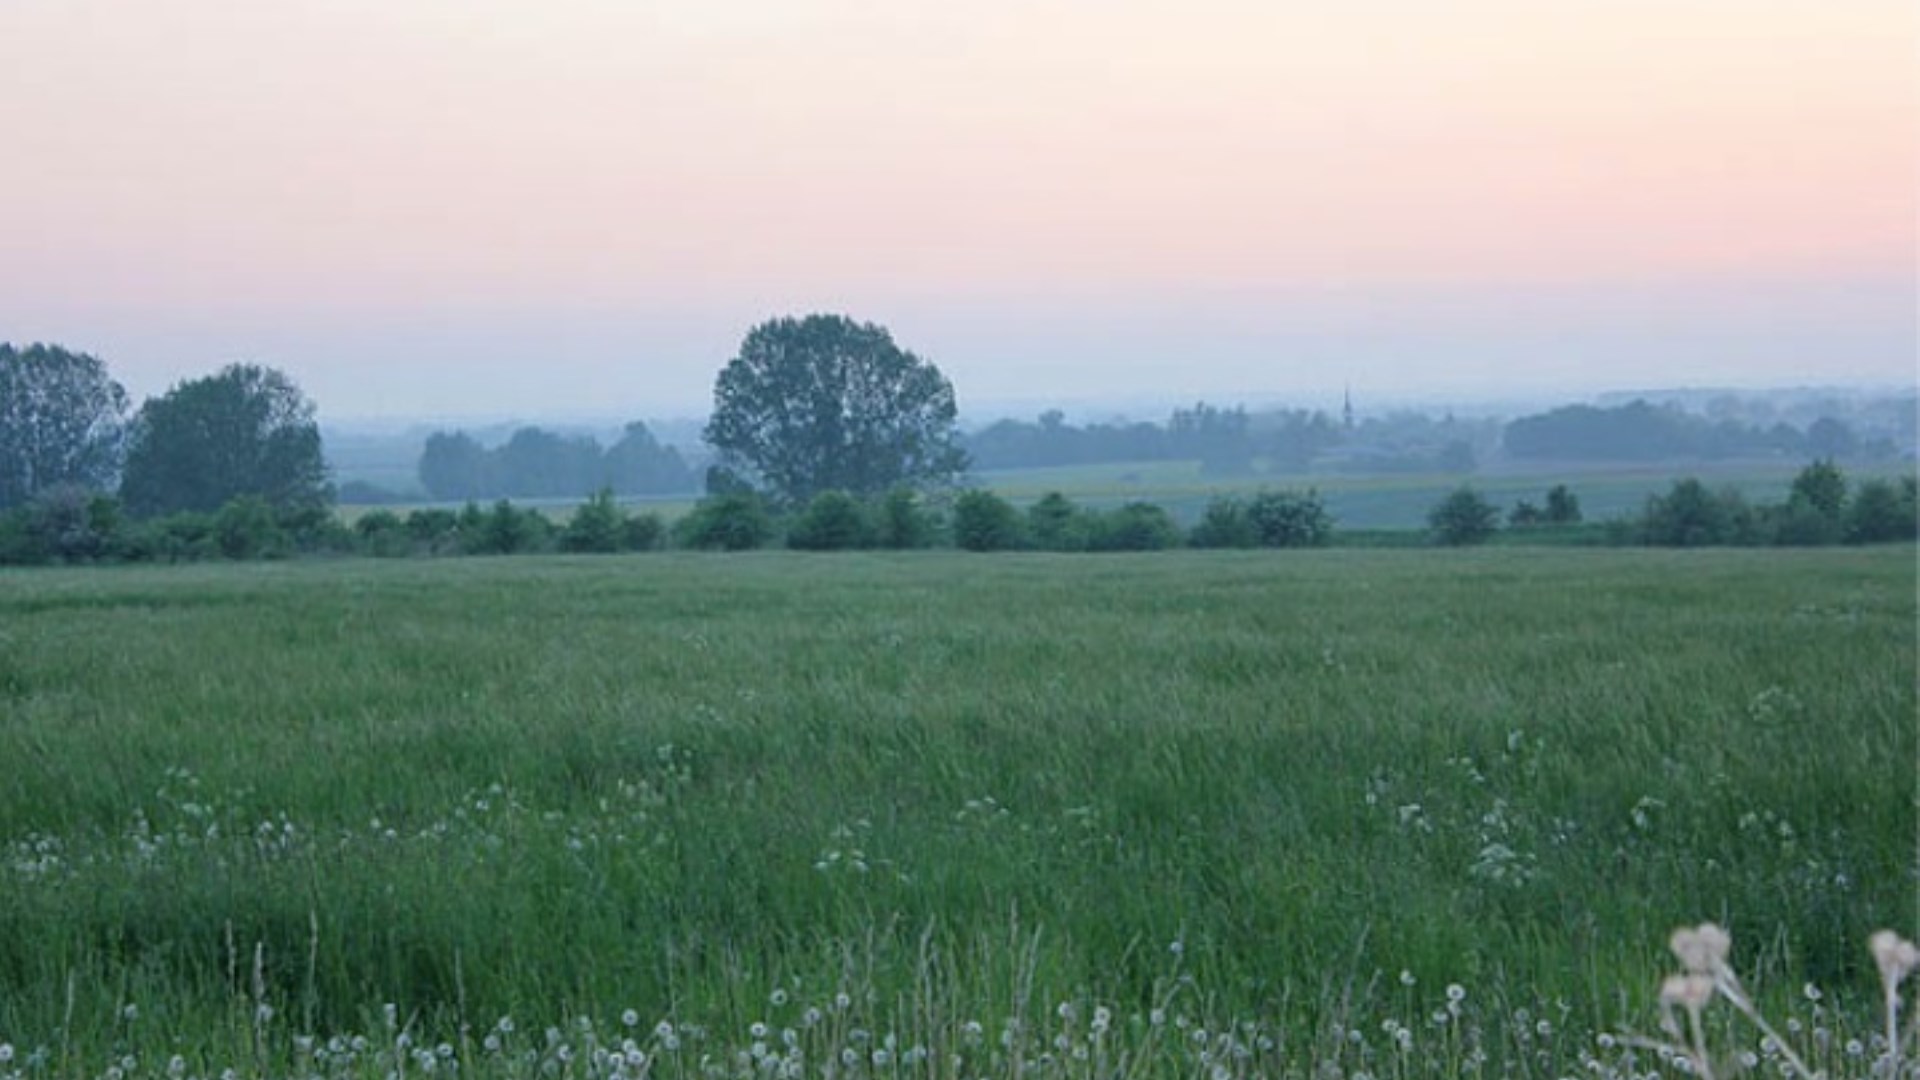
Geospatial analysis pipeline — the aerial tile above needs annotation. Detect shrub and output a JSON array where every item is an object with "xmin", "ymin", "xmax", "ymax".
[
  {"xmin": 1544, "ymin": 484, "xmax": 1582, "ymax": 524},
  {"xmin": 1245, "ymin": 489, "xmax": 1332, "ymax": 547},
  {"xmin": 354, "ymin": 510, "xmax": 412, "ymax": 557},
  {"xmin": 1189, "ymin": 496, "xmax": 1256, "ymax": 548},
  {"xmin": 623, "ymin": 512, "xmax": 666, "ymax": 551},
  {"xmin": 1026, "ymin": 492, "xmax": 1093, "ymax": 551},
  {"xmin": 873, "ymin": 489, "xmax": 937, "ymax": 549},
  {"xmin": 560, "ymin": 489, "xmax": 626, "ymax": 554},
  {"xmin": 1847, "ymin": 477, "xmax": 1919, "ymax": 543},
  {"xmin": 405, "ymin": 509, "xmax": 460, "ymax": 555},
  {"xmin": 951, "ymin": 490, "xmax": 1023, "ymax": 552},
  {"xmin": 1089, "ymin": 502, "xmax": 1181, "ymax": 551},
  {"xmin": 1638, "ymin": 479, "xmax": 1756, "ymax": 547},
  {"xmin": 674, "ymin": 492, "xmax": 775, "ymax": 551},
  {"xmin": 461, "ymin": 500, "xmax": 551, "ymax": 555},
  {"xmin": 788, "ymin": 491, "xmax": 871, "ymax": 551},
  {"xmin": 1426, "ymin": 486, "xmax": 1499, "ymax": 546},
  {"xmin": 213, "ymin": 496, "xmax": 291, "ymax": 560}
]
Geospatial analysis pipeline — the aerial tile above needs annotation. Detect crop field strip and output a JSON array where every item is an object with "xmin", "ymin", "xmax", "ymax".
[{"xmin": 0, "ymin": 547, "xmax": 1912, "ymax": 1076}]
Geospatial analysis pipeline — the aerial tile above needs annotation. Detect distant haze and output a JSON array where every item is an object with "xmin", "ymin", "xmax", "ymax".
[{"xmin": 3, "ymin": 0, "xmax": 1913, "ymax": 420}]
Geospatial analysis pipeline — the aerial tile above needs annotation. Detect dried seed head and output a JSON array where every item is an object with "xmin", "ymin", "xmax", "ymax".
[
  {"xmin": 1869, "ymin": 930, "xmax": 1918, "ymax": 988},
  {"xmin": 1660, "ymin": 973, "xmax": 1715, "ymax": 1011},
  {"xmin": 1669, "ymin": 923, "xmax": 1732, "ymax": 975}
]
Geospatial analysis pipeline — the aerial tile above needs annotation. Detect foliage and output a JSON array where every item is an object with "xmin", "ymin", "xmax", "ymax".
[
  {"xmin": 950, "ymin": 489, "xmax": 1024, "ymax": 551},
  {"xmin": 672, "ymin": 492, "xmax": 776, "ymax": 551},
  {"xmin": 1245, "ymin": 489, "xmax": 1333, "ymax": 547},
  {"xmin": 1504, "ymin": 399, "xmax": 1816, "ymax": 462},
  {"xmin": 212, "ymin": 496, "xmax": 291, "ymax": 560},
  {"xmin": 419, "ymin": 422, "xmax": 694, "ymax": 501},
  {"xmin": 1026, "ymin": 492, "xmax": 1094, "ymax": 551},
  {"xmin": 1189, "ymin": 495, "xmax": 1260, "ymax": 548},
  {"xmin": 705, "ymin": 314, "xmax": 965, "ymax": 505},
  {"xmin": 623, "ymin": 512, "xmax": 666, "ymax": 552},
  {"xmin": 120, "ymin": 364, "xmax": 331, "ymax": 517},
  {"xmin": 1088, "ymin": 501, "xmax": 1182, "ymax": 551},
  {"xmin": 1847, "ymin": 477, "xmax": 1919, "ymax": 544},
  {"xmin": 787, "ymin": 490, "xmax": 872, "ymax": 551},
  {"xmin": 353, "ymin": 509, "xmax": 413, "ymax": 558},
  {"xmin": 1544, "ymin": 483, "xmax": 1582, "ymax": 523},
  {"xmin": 558, "ymin": 489, "xmax": 627, "ymax": 554},
  {"xmin": 459, "ymin": 500, "xmax": 552, "ymax": 556},
  {"xmin": 1638, "ymin": 478, "xmax": 1757, "ymax": 547},
  {"xmin": 1426, "ymin": 485, "xmax": 1500, "ymax": 546},
  {"xmin": 872, "ymin": 488, "xmax": 938, "ymax": 549},
  {"xmin": 0, "ymin": 343, "xmax": 130, "ymax": 509}
]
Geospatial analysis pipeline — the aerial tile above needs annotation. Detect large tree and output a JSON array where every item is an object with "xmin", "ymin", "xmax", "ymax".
[
  {"xmin": 120, "ymin": 363, "xmax": 331, "ymax": 516},
  {"xmin": 704, "ymin": 315, "xmax": 965, "ymax": 505},
  {"xmin": 0, "ymin": 343, "xmax": 130, "ymax": 508}
]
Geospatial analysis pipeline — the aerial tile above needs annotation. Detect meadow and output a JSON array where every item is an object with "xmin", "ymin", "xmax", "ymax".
[{"xmin": 0, "ymin": 548, "xmax": 1913, "ymax": 1078}]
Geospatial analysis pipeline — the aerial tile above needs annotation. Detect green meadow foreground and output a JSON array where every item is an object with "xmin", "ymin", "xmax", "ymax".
[{"xmin": 0, "ymin": 549, "xmax": 1913, "ymax": 1077}]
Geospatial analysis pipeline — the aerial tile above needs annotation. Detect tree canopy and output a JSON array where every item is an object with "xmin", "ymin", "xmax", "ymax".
[
  {"xmin": 704, "ymin": 315, "xmax": 965, "ymax": 505},
  {"xmin": 120, "ymin": 364, "xmax": 331, "ymax": 516},
  {"xmin": 0, "ymin": 343, "xmax": 129, "ymax": 508}
]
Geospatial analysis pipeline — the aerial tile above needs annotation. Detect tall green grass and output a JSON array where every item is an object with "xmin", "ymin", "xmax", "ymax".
[{"xmin": 0, "ymin": 548, "xmax": 1911, "ymax": 1074}]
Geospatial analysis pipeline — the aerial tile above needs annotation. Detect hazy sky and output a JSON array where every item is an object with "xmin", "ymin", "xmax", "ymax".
[{"xmin": 3, "ymin": 0, "xmax": 1913, "ymax": 420}]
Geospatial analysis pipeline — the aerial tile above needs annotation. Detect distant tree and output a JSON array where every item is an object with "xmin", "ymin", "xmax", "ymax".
[
  {"xmin": 1508, "ymin": 500, "xmax": 1544, "ymax": 528},
  {"xmin": 1788, "ymin": 459, "xmax": 1848, "ymax": 520},
  {"xmin": 604, "ymin": 421, "xmax": 695, "ymax": 494},
  {"xmin": 419, "ymin": 432, "xmax": 492, "ymax": 501},
  {"xmin": 1427, "ymin": 486, "xmax": 1499, "ymax": 546},
  {"xmin": 951, "ymin": 490, "xmax": 1024, "ymax": 552},
  {"xmin": 787, "ymin": 490, "xmax": 872, "ymax": 551},
  {"xmin": 1804, "ymin": 417, "xmax": 1857, "ymax": 459},
  {"xmin": 1762, "ymin": 460, "xmax": 1849, "ymax": 546},
  {"xmin": 1544, "ymin": 484, "xmax": 1582, "ymax": 524},
  {"xmin": 705, "ymin": 315, "xmax": 966, "ymax": 506},
  {"xmin": 0, "ymin": 343, "xmax": 130, "ymax": 508},
  {"xmin": 1847, "ymin": 477, "xmax": 1919, "ymax": 543},
  {"xmin": 121, "ymin": 364, "xmax": 330, "ymax": 517}
]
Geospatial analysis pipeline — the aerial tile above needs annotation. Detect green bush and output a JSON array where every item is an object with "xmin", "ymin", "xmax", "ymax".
[
  {"xmin": 461, "ymin": 500, "xmax": 551, "ymax": 555},
  {"xmin": 1089, "ymin": 501, "xmax": 1181, "ymax": 551},
  {"xmin": 213, "ymin": 496, "xmax": 291, "ymax": 560},
  {"xmin": 1189, "ymin": 496, "xmax": 1257, "ymax": 548},
  {"xmin": 560, "ymin": 489, "xmax": 626, "ymax": 554},
  {"xmin": 623, "ymin": 512, "xmax": 666, "ymax": 552},
  {"xmin": 873, "ymin": 489, "xmax": 937, "ymax": 549},
  {"xmin": 1026, "ymin": 492, "xmax": 1093, "ymax": 551},
  {"xmin": 674, "ymin": 492, "xmax": 776, "ymax": 551},
  {"xmin": 1426, "ymin": 486, "xmax": 1499, "ymax": 546},
  {"xmin": 1245, "ymin": 489, "xmax": 1332, "ymax": 547},
  {"xmin": 406, "ymin": 509, "xmax": 460, "ymax": 554},
  {"xmin": 951, "ymin": 490, "xmax": 1024, "ymax": 552},
  {"xmin": 787, "ymin": 491, "xmax": 871, "ymax": 551},
  {"xmin": 354, "ymin": 510, "xmax": 412, "ymax": 558},
  {"xmin": 1638, "ymin": 479, "xmax": 1757, "ymax": 547},
  {"xmin": 1847, "ymin": 477, "xmax": 1918, "ymax": 543}
]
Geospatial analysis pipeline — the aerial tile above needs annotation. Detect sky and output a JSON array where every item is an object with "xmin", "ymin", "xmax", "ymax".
[{"xmin": 2, "ymin": 0, "xmax": 1914, "ymax": 421}]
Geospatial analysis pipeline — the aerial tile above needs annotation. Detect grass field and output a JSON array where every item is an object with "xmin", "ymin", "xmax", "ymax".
[{"xmin": 0, "ymin": 548, "xmax": 1913, "ymax": 1077}]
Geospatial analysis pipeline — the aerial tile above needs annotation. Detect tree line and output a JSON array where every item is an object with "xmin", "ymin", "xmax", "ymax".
[
  {"xmin": 7, "ymin": 459, "xmax": 1911, "ymax": 567},
  {"xmin": 417, "ymin": 423, "xmax": 694, "ymax": 501}
]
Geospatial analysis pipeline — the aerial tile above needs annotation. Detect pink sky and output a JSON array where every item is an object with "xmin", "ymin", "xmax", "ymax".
[{"xmin": 1, "ymin": 0, "xmax": 1913, "ymax": 417}]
